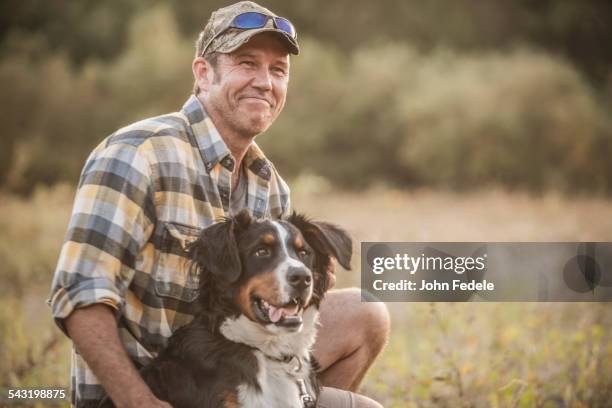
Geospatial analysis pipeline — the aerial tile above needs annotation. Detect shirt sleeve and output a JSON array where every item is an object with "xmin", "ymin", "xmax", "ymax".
[{"xmin": 48, "ymin": 140, "xmax": 156, "ymax": 336}]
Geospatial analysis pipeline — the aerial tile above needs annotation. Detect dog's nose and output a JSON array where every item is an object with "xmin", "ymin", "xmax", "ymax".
[{"xmin": 287, "ymin": 267, "xmax": 312, "ymax": 291}]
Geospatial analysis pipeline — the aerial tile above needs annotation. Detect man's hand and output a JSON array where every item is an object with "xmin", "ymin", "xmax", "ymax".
[
  {"xmin": 65, "ymin": 304, "xmax": 172, "ymax": 408},
  {"xmin": 327, "ymin": 257, "xmax": 337, "ymax": 289}
]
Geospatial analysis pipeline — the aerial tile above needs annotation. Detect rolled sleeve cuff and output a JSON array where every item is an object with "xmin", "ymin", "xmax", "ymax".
[{"xmin": 48, "ymin": 277, "xmax": 124, "ymax": 337}]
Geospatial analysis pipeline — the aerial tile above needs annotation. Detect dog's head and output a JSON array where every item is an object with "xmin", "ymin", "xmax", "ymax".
[{"xmin": 190, "ymin": 210, "xmax": 352, "ymax": 333}]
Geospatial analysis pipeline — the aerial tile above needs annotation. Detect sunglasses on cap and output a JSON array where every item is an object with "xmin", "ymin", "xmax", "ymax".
[{"xmin": 201, "ymin": 12, "xmax": 297, "ymax": 57}]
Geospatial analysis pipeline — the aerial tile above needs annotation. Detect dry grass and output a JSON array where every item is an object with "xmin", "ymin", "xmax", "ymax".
[
  {"xmin": 292, "ymin": 187, "xmax": 612, "ymax": 407},
  {"xmin": 1, "ymin": 185, "xmax": 611, "ymax": 407}
]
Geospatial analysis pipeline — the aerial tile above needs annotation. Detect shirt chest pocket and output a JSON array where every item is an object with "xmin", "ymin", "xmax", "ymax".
[{"xmin": 153, "ymin": 222, "xmax": 202, "ymax": 302}]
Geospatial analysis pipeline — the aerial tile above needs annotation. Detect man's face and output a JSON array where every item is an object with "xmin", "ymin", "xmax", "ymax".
[{"xmin": 202, "ymin": 32, "xmax": 290, "ymax": 138}]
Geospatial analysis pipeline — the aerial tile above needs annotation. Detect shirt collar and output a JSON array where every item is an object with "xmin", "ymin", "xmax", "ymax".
[{"xmin": 180, "ymin": 95, "xmax": 272, "ymax": 181}]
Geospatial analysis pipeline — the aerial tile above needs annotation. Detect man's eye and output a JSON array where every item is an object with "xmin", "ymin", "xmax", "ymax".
[
  {"xmin": 254, "ymin": 248, "xmax": 271, "ymax": 257},
  {"xmin": 272, "ymin": 67, "xmax": 287, "ymax": 76},
  {"xmin": 241, "ymin": 60, "xmax": 256, "ymax": 67}
]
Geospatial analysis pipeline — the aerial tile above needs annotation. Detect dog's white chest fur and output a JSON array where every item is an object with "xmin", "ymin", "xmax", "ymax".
[
  {"xmin": 220, "ymin": 308, "xmax": 320, "ymax": 408},
  {"xmin": 237, "ymin": 352, "xmax": 315, "ymax": 408}
]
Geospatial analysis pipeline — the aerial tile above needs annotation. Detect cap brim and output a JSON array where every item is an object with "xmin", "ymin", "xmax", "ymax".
[{"xmin": 215, "ymin": 28, "xmax": 299, "ymax": 55}]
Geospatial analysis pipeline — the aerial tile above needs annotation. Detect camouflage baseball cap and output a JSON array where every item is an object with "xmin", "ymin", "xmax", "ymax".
[{"xmin": 196, "ymin": 1, "xmax": 299, "ymax": 58}]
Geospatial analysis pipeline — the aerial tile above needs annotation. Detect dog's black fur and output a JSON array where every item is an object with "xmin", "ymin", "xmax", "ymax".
[{"xmin": 99, "ymin": 210, "xmax": 352, "ymax": 408}]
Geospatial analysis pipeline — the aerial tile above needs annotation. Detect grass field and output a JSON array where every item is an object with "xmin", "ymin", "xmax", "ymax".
[{"xmin": 1, "ymin": 185, "xmax": 611, "ymax": 407}]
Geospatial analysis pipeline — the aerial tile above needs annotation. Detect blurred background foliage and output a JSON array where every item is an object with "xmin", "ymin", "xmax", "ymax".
[{"xmin": 1, "ymin": 0, "xmax": 611, "ymax": 194}]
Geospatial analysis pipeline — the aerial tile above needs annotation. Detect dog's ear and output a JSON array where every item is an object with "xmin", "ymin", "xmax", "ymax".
[
  {"xmin": 288, "ymin": 212, "xmax": 352, "ymax": 270},
  {"xmin": 233, "ymin": 208, "xmax": 253, "ymax": 231},
  {"xmin": 190, "ymin": 215, "xmax": 247, "ymax": 283}
]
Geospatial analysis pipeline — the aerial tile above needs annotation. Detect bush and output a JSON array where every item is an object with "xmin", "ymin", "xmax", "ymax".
[
  {"xmin": 0, "ymin": 5, "xmax": 193, "ymax": 194},
  {"xmin": 262, "ymin": 42, "xmax": 612, "ymax": 193},
  {"xmin": 394, "ymin": 48, "xmax": 612, "ymax": 193}
]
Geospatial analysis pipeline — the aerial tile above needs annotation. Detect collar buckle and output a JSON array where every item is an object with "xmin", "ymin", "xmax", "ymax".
[{"xmin": 296, "ymin": 378, "xmax": 316, "ymax": 408}]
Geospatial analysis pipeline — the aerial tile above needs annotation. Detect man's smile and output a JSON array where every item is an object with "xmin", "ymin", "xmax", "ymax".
[{"xmin": 239, "ymin": 96, "xmax": 273, "ymax": 107}]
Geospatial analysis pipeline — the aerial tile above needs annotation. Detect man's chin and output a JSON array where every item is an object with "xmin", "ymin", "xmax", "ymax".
[{"xmin": 240, "ymin": 116, "xmax": 273, "ymax": 137}]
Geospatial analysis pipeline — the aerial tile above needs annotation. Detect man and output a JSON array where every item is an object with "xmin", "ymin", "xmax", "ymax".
[{"xmin": 49, "ymin": 2, "xmax": 389, "ymax": 407}]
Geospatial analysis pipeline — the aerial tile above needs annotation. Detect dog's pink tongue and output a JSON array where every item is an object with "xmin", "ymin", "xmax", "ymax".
[
  {"xmin": 268, "ymin": 306, "xmax": 284, "ymax": 323},
  {"xmin": 268, "ymin": 304, "xmax": 300, "ymax": 323}
]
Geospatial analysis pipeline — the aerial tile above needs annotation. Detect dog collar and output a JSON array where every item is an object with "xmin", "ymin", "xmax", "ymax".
[
  {"xmin": 296, "ymin": 378, "xmax": 316, "ymax": 408},
  {"xmin": 267, "ymin": 355, "xmax": 316, "ymax": 408}
]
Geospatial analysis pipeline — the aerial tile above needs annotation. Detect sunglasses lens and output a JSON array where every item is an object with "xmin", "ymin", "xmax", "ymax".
[
  {"xmin": 233, "ymin": 12, "xmax": 269, "ymax": 29},
  {"xmin": 275, "ymin": 17, "xmax": 296, "ymax": 38}
]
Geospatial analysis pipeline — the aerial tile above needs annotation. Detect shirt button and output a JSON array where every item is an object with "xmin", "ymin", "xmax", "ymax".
[{"xmin": 222, "ymin": 157, "xmax": 234, "ymax": 170}]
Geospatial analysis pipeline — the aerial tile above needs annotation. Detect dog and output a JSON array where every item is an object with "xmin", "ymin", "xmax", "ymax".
[{"xmin": 100, "ymin": 209, "xmax": 352, "ymax": 408}]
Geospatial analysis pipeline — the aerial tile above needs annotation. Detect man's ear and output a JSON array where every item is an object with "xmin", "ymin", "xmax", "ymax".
[
  {"xmin": 190, "ymin": 217, "xmax": 242, "ymax": 283},
  {"xmin": 192, "ymin": 57, "xmax": 215, "ymax": 93},
  {"xmin": 288, "ymin": 212, "xmax": 352, "ymax": 270}
]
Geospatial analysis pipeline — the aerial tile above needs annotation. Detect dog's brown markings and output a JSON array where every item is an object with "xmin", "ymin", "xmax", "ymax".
[
  {"xmin": 294, "ymin": 237, "xmax": 304, "ymax": 249},
  {"xmin": 236, "ymin": 270, "xmax": 280, "ymax": 321},
  {"xmin": 262, "ymin": 233, "xmax": 276, "ymax": 245},
  {"xmin": 223, "ymin": 391, "xmax": 239, "ymax": 408}
]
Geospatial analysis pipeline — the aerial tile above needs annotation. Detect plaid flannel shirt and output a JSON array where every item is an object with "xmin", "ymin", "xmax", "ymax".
[{"xmin": 48, "ymin": 95, "xmax": 291, "ymax": 407}]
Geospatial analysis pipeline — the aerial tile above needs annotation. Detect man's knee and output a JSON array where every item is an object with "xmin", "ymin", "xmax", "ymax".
[
  {"xmin": 352, "ymin": 289, "xmax": 391, "ymax": 355},
  {"xmin": 317, "ymin": 288, "xmax": 390, "ymax": 365}
]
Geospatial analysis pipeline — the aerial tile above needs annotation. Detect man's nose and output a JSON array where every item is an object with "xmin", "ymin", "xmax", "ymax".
[
  {"xmin": 287, "ymin": 267, "xmax": 312, "ymax": 291},
  {"xmin": 251, "ymin": 66, "xmax": 273, "ymax": 91}
]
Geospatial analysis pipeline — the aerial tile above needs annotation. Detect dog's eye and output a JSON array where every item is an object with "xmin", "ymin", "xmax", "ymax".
[
  {"xmin": 254, "ymin": 248, "xmax": 271, "ymax": 257},
  {"xmin": 297, "ymin": 249, "xmax": 310, "ymax": 259}
]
